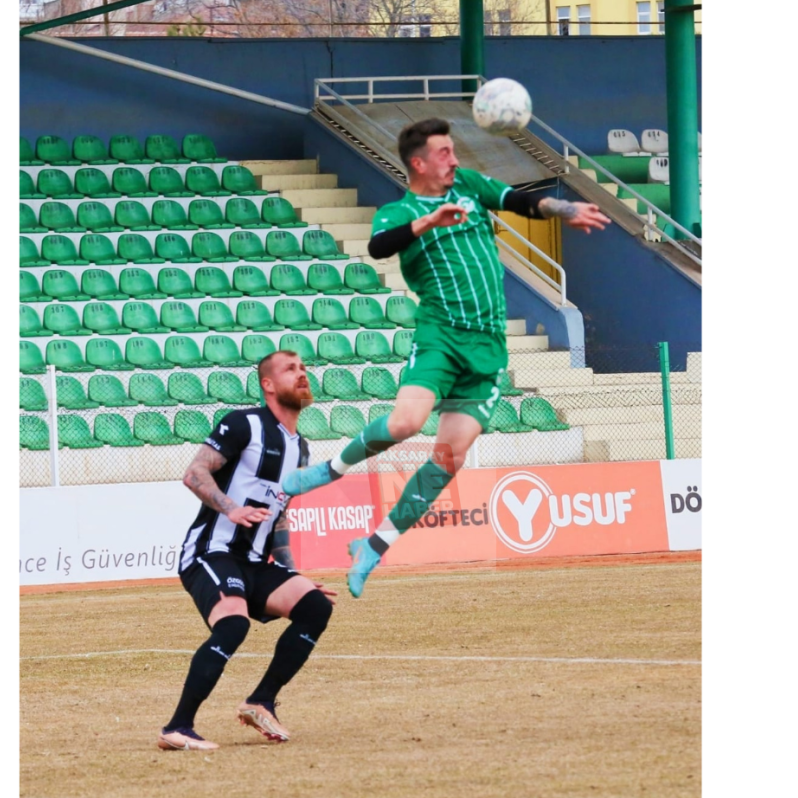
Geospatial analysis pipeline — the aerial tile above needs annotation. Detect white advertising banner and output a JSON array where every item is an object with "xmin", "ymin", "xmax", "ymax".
[
  {"xmin": 659, "ymin": 458, "xmax": 702, "ymax": 551},
  {"xmin": 20, "ymin": 481, "xmax": 196, "ymax": 586}
]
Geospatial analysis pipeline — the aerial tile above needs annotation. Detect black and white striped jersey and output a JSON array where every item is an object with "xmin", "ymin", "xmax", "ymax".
[{"xmin": 179, "ymin": 406, "xmax": 310, "ymax": 573}]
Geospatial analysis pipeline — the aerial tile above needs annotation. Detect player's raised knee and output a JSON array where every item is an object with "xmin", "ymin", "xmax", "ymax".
[{"xmin": 387, "ymin": 412, "xmax": 426, "ymax": 440}]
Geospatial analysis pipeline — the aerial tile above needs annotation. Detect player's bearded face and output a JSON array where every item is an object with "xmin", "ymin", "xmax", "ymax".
[
  {"xmin": 275, "ymin": 369, "xmax": 313, "ymax": 410},
  {"xmin": 424, "ymin": 135, "xmax": 458, "ymax": 187}
]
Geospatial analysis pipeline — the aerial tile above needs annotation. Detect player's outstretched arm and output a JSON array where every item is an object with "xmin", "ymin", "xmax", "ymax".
[
  {"xmin": 368, "ymin": 204, "xmax": 467, "ymax": 260},
  {"xmin": 538, "ymin": 198, "xmax": 611, "ymax": 234}
]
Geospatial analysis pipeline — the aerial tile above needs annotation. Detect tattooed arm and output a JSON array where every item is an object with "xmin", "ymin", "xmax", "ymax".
[
  {"xmin": 538, "ymin": 197, "xmax": 610, "ymax": 234},
  {"xmin": 270, "ymin": 510, "xmax": 295, "ymax": 570}
]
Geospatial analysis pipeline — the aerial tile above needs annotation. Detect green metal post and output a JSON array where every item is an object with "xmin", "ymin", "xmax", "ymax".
[
  {"xmin": 659, "ymin": 342, "xmax": 676, "ymax": 460},
  {"xmin": 664, "ymin": 0, "xmax": 701, "ymax": 238},
  {"xmin": 460, "ymin": 0, "xmax": 484, "ymax": 95},
  {"xmin": 20, "ymin": 0, "xmax": 152, "ymax": 36}
]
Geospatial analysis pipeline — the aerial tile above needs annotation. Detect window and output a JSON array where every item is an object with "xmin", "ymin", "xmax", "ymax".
[
  {"xmin": 658, "ymin": 1, "xmax": 665, "ymax": 34},
  {"xmin": 498, "ymin": 9, "xmax": 512, "ymax": 36},
  {"xmin": 577, "ymin": 4, "xmax": 591, "ymax": 36},
  {"xmin": 419, "ymin": 13, "xmax": 432, "ymax": 37},
  {"xmin": 637, "ymin": 1, "xmax": 652, "ymax": 35},
  {"xmin": 557, "ymin": 6, "xmax": 570, "ymax": 36},
  {"xmin": 398, "ymin": 24, "xmax": 415, "ymax": 37},
  {"xmin": 484, "ymin": 10, "xmax": 494, "ymax": 36}
]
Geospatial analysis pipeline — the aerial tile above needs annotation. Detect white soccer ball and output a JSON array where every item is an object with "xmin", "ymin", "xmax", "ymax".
[{"xmin": 472, "ymin": 78, "xmax": 532, "ymax": 136}]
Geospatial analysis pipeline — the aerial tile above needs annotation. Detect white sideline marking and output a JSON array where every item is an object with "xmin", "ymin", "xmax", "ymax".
[{"xmin": 20, "ymin": 648, "xmax": 701, "ymax": 667}]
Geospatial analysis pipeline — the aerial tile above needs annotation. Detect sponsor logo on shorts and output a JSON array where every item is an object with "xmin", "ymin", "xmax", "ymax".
[{"xmin": 226, "ymin": 576, "xmax": 245, "ymax": 592}]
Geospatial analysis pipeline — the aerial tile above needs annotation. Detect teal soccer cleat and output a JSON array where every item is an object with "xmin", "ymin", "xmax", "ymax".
[
  {"xmin": 347, "ymin": 537, "xmax": 381, "ymax": 598},
  {"xmin": 283, "ymin": 460, "xmax": 341, "ymax": 497}
]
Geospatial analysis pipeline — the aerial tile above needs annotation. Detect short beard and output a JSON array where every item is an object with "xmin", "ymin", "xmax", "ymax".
[{"xmin": 276, "ymin": 386, "xmax": 313, "ymax": 411}]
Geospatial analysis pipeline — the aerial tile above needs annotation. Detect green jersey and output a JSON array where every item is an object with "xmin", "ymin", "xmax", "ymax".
[{"xmin": 371, "ymin": 167, "xmax": 512, "ymax": 334}]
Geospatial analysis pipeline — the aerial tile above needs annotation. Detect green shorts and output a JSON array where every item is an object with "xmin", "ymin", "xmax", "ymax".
[{"xmin": 399, "ymin": 322, "xmax": 509, "ymax": 430}]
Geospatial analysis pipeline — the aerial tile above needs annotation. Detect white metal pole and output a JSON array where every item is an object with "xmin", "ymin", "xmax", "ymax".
[{"xmin": 47, "ymin": 365, "xmax": 60, "ymax": 488}]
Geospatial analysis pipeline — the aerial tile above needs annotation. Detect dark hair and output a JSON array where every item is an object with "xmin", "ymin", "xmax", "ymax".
[
  {"xmin": 258, "ymin": 349, "xmax": 298, "ymax": 382},
  {"xmin": 397, "ymin": 118, "xmax": 451, "ymax": 171}
]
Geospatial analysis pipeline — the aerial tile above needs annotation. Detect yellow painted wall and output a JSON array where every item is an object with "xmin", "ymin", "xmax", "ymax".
[
  {"xmin": 548, "ymin": 1, "xmax": 701, "ymax": 36},
  {"xmin": 495, "ymin": 213, "xmax": 562, "ymax": 285}
]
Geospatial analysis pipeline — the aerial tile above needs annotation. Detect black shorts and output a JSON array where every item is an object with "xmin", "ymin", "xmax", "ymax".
[{"xmin": 180, "ymin": 554, "xmax": 301, "ymax": 627}]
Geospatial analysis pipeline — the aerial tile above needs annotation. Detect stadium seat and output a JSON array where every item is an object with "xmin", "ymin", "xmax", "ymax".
[
  {"xmin": 519, "ymin": 397, "xmax": 569, "ymax": 431},
  {"xmin": 221, "ymin": 165, "xmax": 267, "ymax": 195},
  {"xmin": 164, "ymin": 335, "xmax": 212, "ymax": 368},
  {"xmin": 195, "ymin": 266, "xmax": 242, "ymax": 297},
  {"xmin": 188, "ymin": 199, "xmax": 234, "ymax": 230},
  {"xmin": 129, "ymin": 373, "xmax": 178, "ymax": 407},
  {"xmin": 20, "ymin": 378, "xmax": 48, "ymax": 411},
  {"xmin": 20, "ymin": 340, "xmax": 47, "ymax": 374},
  {"xmin": 78, "ymin": 201, "xmax": 124, "ymax": 233},
  {"xmin": 119, "ymin": 268, "xmax": 167, "ymax": 300},
  {"xmin": 303, "ymin": 229, "xmax": 348, "ymax": 260},
  {"xmin": 306, "ymin": 370, "xmax": 332, "ymax": 402},
  {"xmin": 46, "ymin": 339, "xmax": 95, "ymax": 372},
  {"xmin": 348, "ymin": 296, "xmax": 396, "ymax": 329},
  {"xmin": 158, "ymin": 265, "xmax": 205, "ymax": 297},
  {"xmin": 77, "ymin": 269, "xmax": 126, "ymax": 302},
  {"xmin": 21, "ymin": 203, "xmax": 47, "ymax": 233},
  {"xmin": 122, "ymin": 301, "xmax": 169, "ymax": 333},
  {"xmin": 174, "ymin": 409, "xmax": 213, "ymax": 443},
  {"xmin": 208, "ymin": 371, "xmax": 257, "ymax": 405},
  {"xmin": 169, "ymin": 372, "xmax": 214, "ymax": 405},
  {"xmin": 316, "ymin": 331, "xmax": 365, "ymax": 365},
  {"xmin": 312, "ymin": 297, "xmax": 359, "ymax": 330},
  {"xmin": 160, "ymin": 301, "xmax": 208, "ymax": 333},
  {"xmin": 355, "ymin": 331, "xmax": 403, "ymax": 363},
  {"xmin": 330, "ymin": 405, "xmax": 367, "ymax": 438},
  {"xmin": 20, "ymin": 236, "xmax": 50, "ymax": 268},
  {"xmin": 274, "ymin": 298, "xmax": 321, "ymax": 331},
  {"xmin": 344, "ymin": 262, "xmax": 391, "ymax": 294},
  {"xmin": 241, "ymin": 334, "xmax": 277, "ymax": 364},
  {"xmin": 213, "ymin": 408, "xmax": 234, "ymax": 428},
  {"xmin": 19, "ymin": 305, "xmax": 51, "ymax": 338},
  {"xmin": 36, "ymin": 135, "xmax": 79, "ymax": 165},
  {"xmin": 246, "ymin": 371, "xmax": 263, "ymax": 402},
  {"xmin": 155, "ymin": 233, "xmax": 202, "ymax": 263},
  {"xmin": 72, "ymin": 135, "xmax": 117, "ymax": 165},
  {"xmin": 308, "ymin": 263, "xmax": 353, "ymax": 295},
  {"xmin": 38, "ymin": 168, "xmax": 81, "ymax": 199},
  {"xmin": 58, "ymin": 414, "xmax": 104, "ymax": 448},
  {"xmin": 235, "ymin": 300, "xmax": 284, "ymax": 332},
  {"xmin": 232, "ymin": 265, "xmax": 278, "ymax": 296},
  {"xmin": 149, "ymin": 166, "xmax": 192, "ymax": 198},
  {"xmin": 498, "ymin": 370, "xmax": 523, "ymax": 396},
  {"xmin": 228, "ymin": 231, "xmax": 275, "ymax": 263},
  {"xmin": 192, "ymin": 232, "xmax": 237, "ymax": 263},
  {"xmin": 20, "ymin": 415, "xmax": 52, "ymax": 450},
  {"xmin": 38, "ymin": 201, "xmax": 84, "ymax": 233},
  {"xmin": 489, "ymin": 400, "xmax": 535, "ymax": 433},
  {"xmin": 80, "ymin": 233, "xmax": 126, "ymax": 265},
  {"xmin": 117, "ymin": 233, "xmax": 165, "ymax": 265},
  {"xmin": 20, "ymin": 271, "xmax": 51, "ymax": 303},
  {"xmin": 267, "ymin": 230, "xmax": 311, "ymax": 261},
  {"xmin": 43, "ymin": 304, "xmax": 90, "ymax": 336},
  {"xmin": 182, "ymin": 134, "xmax": 224, "ymax": 163},
  {"xmin": 279, "ymin": 333, "xmax": 326, "ymax": 366},
  {"xmin": 262, "ymin": 197, "xmax": 307, "ymax": 228},
  {"xmin": 20, "ymin": 170, "xmax": 44, "ymax": 199},
  {"xmin": 322, "ymin": 368, "xmax": 369, "ymax": 401},
  {"xmin": 297, "ymin": 407, "xmax": 342, "ymax": 440},
  {"xmin": 88, "ymin": 374, "xmax": 137, "ymax": 407},
  {"xmin": 361, "ymin": 367, "xmax": 399, "ymax": 399},
  {"xmin": 199, "ymin": 300, "xmax": 246, "ymax": 332},
  {"xmin": 270, "ymin": 263, "xmax": 316, "ymax": 295},
  {"xmin": 386, "ymin": 296, "xmax": 417, "ymax": 328},
  {"xmin": 112, "ymin": 166, "xmax": 156, "ymax": 198},
  {"xmin": 94, "ymin": 413, "xmax": 144, "ymax": 447},
  {"xmin": 82, "ymin": 301, "xmax": 132, "ymax": 335},
  {"xmin": 56, "ymin": 375, "xmax": 99, "ymax": 410},
  {"xmin": 109, "ymin": 134, "xmax": 153, "ymax": 165},
  {"xmin": 226, "ymin": 198, "xmax": 271, "ymax": 230},
  {"xmin": 115, "ymin": 200, "xmax": 159, "ymax": 231},
  {"xmin": 20, "ymin": 137, "xmax": 43, "ymax": 166},
  {"xmin": 203, "ymin": 335, "xmax": 249, "ymax": 367},
  {"xmin": 185, "ymin": 166, "xmax": 230, "ymax": 197},
  {"xmin": 420, "ymin": 411, "xmax": 440, "ymax": 436},
  {"xmin": 124, "ymin": 337, "xmax": 173, "ymax": 370},
  {"xmin": 640, "ymin": 129, "xmax": 668, "ymax": 155},
  {"xmin": 42, "ymin": 269, "xmax": 90, "ymax": 300},
  {"xmin": 151, "ymin": 199, "xmax": 197, "ymax": 231},
  {"xmin": 42, "ymin": 235, "xmax": 89, "ymax": 267},
  {"xmin": 145, "ymin": 134, "xmax": 189, "ymax": 164},
  {"xmin": 134, "ymin": 411, "xmax": 185, "ymax": 445},
  {"xmin": 607, "ymin": 129, "xmax": 641, "ymax": 155},
  {"xmin": 368, "ymin": 403, "xmax": 394, "ymax": 424},
  {"xmin": 86, "ymin": 338, "xmax": 134, "ymax": 371},
  {"xmin": 74, "ymin": 167, "xmax": 120, "ymax": 198},
  {"xmin": 648, "ymin": 157, "xmax": 669, "ymax": 184}
]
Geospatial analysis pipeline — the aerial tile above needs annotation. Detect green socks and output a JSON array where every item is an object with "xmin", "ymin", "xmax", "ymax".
[
  {"xmin": 331, "ymin": 415, "xmax": 398, "ymax": 473},
  {"xmin": 387, "ymin": 459, "xmax": 454, "ymax": 533}
]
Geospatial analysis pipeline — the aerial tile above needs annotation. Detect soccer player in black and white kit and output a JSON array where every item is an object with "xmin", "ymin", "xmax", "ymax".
[{"xmin": 157, "ymin": 351, "xmax": 337, "ymax": 752}]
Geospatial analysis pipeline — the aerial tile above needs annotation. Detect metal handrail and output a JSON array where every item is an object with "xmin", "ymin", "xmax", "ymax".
[{"xmin": 315, "ymin": 74, "xmax": 484, "ymax": 103}]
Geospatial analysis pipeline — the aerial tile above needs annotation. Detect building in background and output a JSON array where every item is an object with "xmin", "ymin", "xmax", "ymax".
[{"xmin": 549, "ymin": 0, "xmax": 703, "ymax": 37}]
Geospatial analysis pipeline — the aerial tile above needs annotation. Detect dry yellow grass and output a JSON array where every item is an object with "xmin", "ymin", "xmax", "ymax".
[{"xmin": 20, "ymin": 559, "xmax": 701, "ymax": 798}]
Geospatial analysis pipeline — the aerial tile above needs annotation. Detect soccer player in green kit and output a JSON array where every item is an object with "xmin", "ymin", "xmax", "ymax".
[{"xmin": 283, "ymin": 117, "xmax": 610, "ymax": 596}]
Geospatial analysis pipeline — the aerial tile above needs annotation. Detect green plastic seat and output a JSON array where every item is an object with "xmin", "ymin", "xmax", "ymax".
[
  {"xmin": 124, "ymin": 337, "xmax": 173, "ymax": 370},
  {"xmin": 330, "ymin": 405, "xmax": 367, "ymax": 438},
  {"xmin": 81, "ymin": 269, "xmax": 128, "ymax": 301},
  {"xmin": 155, "ymin": 233, "xmax": 202, "ymax": 264},
  {"xmin": 74, "ymin": 168, "xmax": 120, "ymax": 199},
  {"xmin": 149, "ymin": 166, "xmax": 192, "ymax": 198},
  {"xmin": 59, "ymin": 414, "xmax": 104, "ymax": 448},
  {"xmin": 80, "ymin": 233, "xmax": 125, "ymax": 265},
  {"xmin": 39, "ymin": 201, "xmax": 85, "ymax": 233},
  {"xmin": 174, "ymin": 409, "xmax": 213, "ymax": 443},
  {"xmin": 266, "ymin": 230, "xmax": 311, "ymax": 261},
  {"xmin": 279, "ymin": 333, "xmax": 326, "ymax": 366},
  {"xmin": 151, "ymin": 200, "xmax": 197, "ymax": 231},
  {"xmin": 348, "ymin": 296, "xmax": 396, "ymax": 329},
  {"xmin": 21, "ymin": 203, "xmax": 47, "ymax": 234},
  {"xmin": 86, "ymin": 338, "xmax": 134, "ymax": 371},
  {"xmin": 228, "ymin": 231, "xmax": 275, "ymax": 263},
  {"xmin": 129, "ymin": 373, "xmax": 178, "ymax": 407},
  {"xmin": 158, "ymin": 266, "xmax": 206, "ymax": 299},
  {"xmin": 120, "ymin": 268, "xmax": 167, "ymax": 300},
  {"xmin": 46, "ymin": 339, "xmax": 95, "ymax": 372},
  {"xmin": 393, "ymin": 329, "xmax": 415, "ymax": 358},
  {"xmin": 221, "ymin": 165, "xmax": 267, "ymax": 195},
  {"xmin": 164, "ymin": 336, "xmax": 212, "ymax": 368},
  {"xmin": 236, "ymin": 300, "xmax": 284, "ymax": 332},
  {"xmin": 208, "ymin": 371, "xmax": 257, "ymax": 405},
  {"xmin": 20, "ymin": 170, "xmax": 45, "ymax": 199},
  {"xmin": 270, "ymin": 263, "xmax": 316, "ymax": 295},
  {"xmin": 94, "ymin": 413, "xmax": 145, "ymax": 446},
  {"xmin": 303, "ymin": 229, "xmax": 348, "ymax": 260},
  {"xmin": 169, "ymin": 373, "xmax": 214, "ymax": 405},
  {"xmin": 42, "ymin": 269, "xmax": 90, "ymax": 300},
  {"xmin": 262, "ymin": 197, "xmax": 307, "ymax": 228},
  {"xmin": 134, "ymin": 411, "xmax": 185, "ymax": 445},
  {"xmin": 83, "ymin": 301, "xmax": 132, "ymax": 335},
  {"xmin": 77, "ymin": 201, "xmax": 124, "ymax": 233},
  {"xmin": 36, "ymin": 135, "xmax": 79, "ymax": 165},
  {"xmin": 489, "ymin": 400, "xmax": 535, "ymax": 433},
  {"xmin": 274, "ymin": 299, "xmax": 321, "ymax": 331},
  {"xmin": 297, "ymin": 407, "xmax": 342, "ymax": 440},
  {"xmin": 145, "ymin": 134, "xmax": 189, "ymax": 164},
  {"xmin": 368, "ymin": 403, "xmax": 394, "ymax": 424},
  {"xmin": 115, "ymin": 200, "xmax": 159, "ymax": 231},
  {"xmin": 20, "ymin": 378, "xmax": 48, "ymax": 411},
  {"xmin": 160, "ymin": 301, "xmax": 208, "ymax": 333},
  {"xmin": 192, "ymin": 232, "xmax": 237, "ymax": 263},
  {"xmin": 121, "ymin": 300, "xmax": 169, "ymax": 333},
  {"xmin": 213, "ymin": 408, "xmax": 234, "ymax": 428},
  {"xmin": 226, "ymin": 198, "xmax": 271, "ymax": 229},
  {"xmin": 20, "ymin": 305, "xmax": 51, "ymax": 338},
  {"xmin": 71, "ymin": 135, "xmax": 116, "ymax": 166},
  {"xmin": 20, "ymin": 415, "xmax": 52, "ymax": 450},
  {"xmin": 182, "ymin": 134, "xmax": 225, "ymax": 163},
  {"xmin": 519, "ymin": 397, "xmax": 570, "ymax": 431},
  {"xmin": 203, "ymin": 335, "xmax": 249, "ymax": 367},
  {"xmin": 42, "ymin": 236, "xmax": 89, "ymax": 267},
  {"xmin": 20, "ymin": 341, "xmax": 47, "ymax": 374},
  {"xmin": 498, "ymin": 370, "xmax": 523, "ymax": 396},
  {"xmin": 305, "ymin": 370, "xmax": 333, "ymax": 402},
  {"xmin": 43, "ymin": 304, "xmax": 90, "ymax": 335},
  {"xmin": 117, "ymin": 233, "xmax": 164, "ymax": 265},
  {"xmin": 185, "ymin": 166, "xmax": 230, "ymax": 197},
  {"xmin": 308, "ymin": 263, "xmax": 353, "ymax": 296},
  {"xmin": 20, "ymin": 236, "xmax": 50, "ymax": 268},
  {"xmin": 238, "ymin": 335, "xmax": 276, "ymax": 366},
  {"xmin": 313, "ymin": 297, "xmax": 359, "ymax": 330},
  {"xmin": 246, "ymin": 371, "xmax": 263, "ymax": 401},
  {"xmin": 188, "ymin": 199, "xmax": 233, "ymax": 230},
  {"xmin": 386, "ymin": 296, "xmax": 417, "ymax": 328},
  {"xmin": 361, "ymin": 366, "xmax": 399, "ymax": 399},
  {"xmin": 316, "ymin": 331, "xmax": 365, "ymax": 365},
  {"xmin": 112, "ymin": 167, "xmax": 156, "ymax": 197},
  {"xmin": 355, "ymin": 331, "xmax": 404, "ymax": 363},
  {"xmin": 109, "ymin": 135, "xmax": 153, "ymax": 165},
  {"xmin": 322, "ymin": 368, "xmax": 370, "ymax": 401},
  {"xmin": 421, "ymin": 411, "xmax": 440, "ymax": 436},
  {"xmin": 56, "ymin": 375, "xmax": 99, "ymax": 409},
  {"xmin": 199, "ymin": 300, "xmax": 245, "ymax": 332},
  {"xmin": 195, "ymin": 266, "xmax": 242, "ymax": 297},
  {"xmin": 20, "ymin": 271, "xmax": 51, "ymax": 303},
  {"xmin": 88, "ymin": 374, "xmax": 137, "ymax": 407},
  {"xmin": 344, "ymin": 262, "xmax": 391, "ymax": 294},
  {"xmin": 21, "ymin": 137, "xmax": 43, "ymax": 166},
  {"xmin": 232, "ymin": 265, "xmax": 278, "ymax": 297},
  {"xmin": 38, "ymin": 169, "xmax": 81, "ymax": 199}
]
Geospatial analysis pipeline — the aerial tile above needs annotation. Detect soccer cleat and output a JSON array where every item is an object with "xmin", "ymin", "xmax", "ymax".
[
  {"xmin": 237, "ymin": 701, "xmax": 290, "ymax": 742},
  {"xmin": 347, "ymin": 537, "xmax": 381, "ymax": 598},
  {"xmin": 282, "ymin": 460, "xmax": 342, "ymax": 497},
  {"xmin": 157, "ymin": 727, "xmax": 219, "ymax": 751}
]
